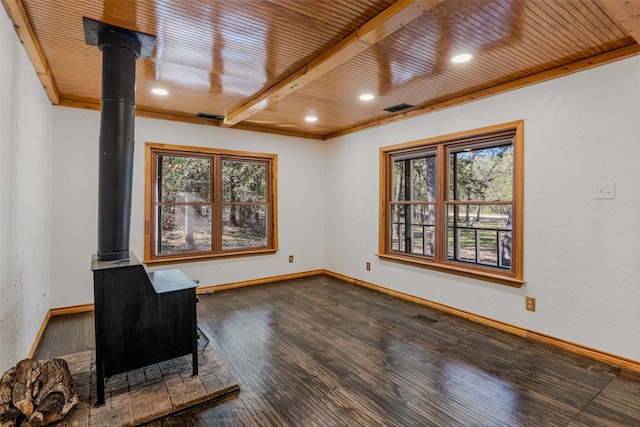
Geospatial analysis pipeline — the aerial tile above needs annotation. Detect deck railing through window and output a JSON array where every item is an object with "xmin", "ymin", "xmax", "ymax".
[
  {"xmin": 391, "ymin": 222, "xmax": 512, "ymax": 269},
  {"xmin": 391, "ymin": 222, "xmax": 435, "ymax": 257},
  {"xmin": 447, "ymin": 224, "xmax": 511, "ymax": 269}
]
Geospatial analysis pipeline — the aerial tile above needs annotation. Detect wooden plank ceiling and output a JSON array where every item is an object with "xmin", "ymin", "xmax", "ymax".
[{"xmin": 3, "ymin": 0, "xmax": 640, "ymax": 140}]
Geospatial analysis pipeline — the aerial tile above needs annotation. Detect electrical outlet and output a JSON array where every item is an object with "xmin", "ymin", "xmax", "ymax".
[
  {"xmin": 366, "ymin": 262, "xmax": 371, "ymax": 271},
  {"xmin": 289, "ymin": 255, "xmax": 293, "ymax": 263},
  {"xmin": 526, "ymin": 296, "xmax": 536, "ymax": 312},
  {"xmin": 594, "ymin": 183, "xmax": 615, "ymax": 199}
]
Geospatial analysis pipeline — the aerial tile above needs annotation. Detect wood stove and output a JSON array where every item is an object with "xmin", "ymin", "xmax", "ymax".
[
  {"xmin": 91, "ymin": 256, "xmax": 198, "ymax": 406},
  {"xmin": 83, "ymin": 17, "xmax": 198, "ymax": 406}
]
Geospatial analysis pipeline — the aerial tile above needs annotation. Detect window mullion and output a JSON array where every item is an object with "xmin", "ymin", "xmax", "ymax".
[
  {"xmin": 213, "ymin": 155, "xmax": 222, "ymax": 254},
  {"xmin": 151, "ymin": 153, "xmax": 159, "ymax": 258},
  {"xmin": 435, "ymin": 144, "xmax": 446, "ymax": 263},
  {"xmin": 404, "ymin": 159, "xmax": 411, "ymax": 253}
]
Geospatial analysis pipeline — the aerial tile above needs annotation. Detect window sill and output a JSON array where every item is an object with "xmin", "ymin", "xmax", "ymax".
[
  {"xmin": 376, "ymin": 253, "xmax": 525, "ymax": 288},
  {"xmin": 144, "ymin": 248, "xmax": 278, "ymax": 266}
]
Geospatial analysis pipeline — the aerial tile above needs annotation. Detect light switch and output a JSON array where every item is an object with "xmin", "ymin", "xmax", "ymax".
[{"xmin": 594, "ymin": 183, "xmax": 615, "ymax": 199}]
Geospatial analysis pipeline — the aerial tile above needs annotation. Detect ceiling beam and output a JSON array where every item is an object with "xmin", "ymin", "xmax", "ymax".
[
  {"xmin": 221, "ymin": 0, "xmax": 443, "ymax": 127},
  {"xmin": 599, "ymin": 0, "xmax": 640, "ymax": 44},
  {"xmin": 1, "ymin": 0, "xmax": 59, "ymax": 104}
]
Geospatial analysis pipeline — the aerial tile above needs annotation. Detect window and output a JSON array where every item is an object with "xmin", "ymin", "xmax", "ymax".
[
  {"xmin": 145, "ymin": 143, "xmax": 277, "ymax": 263},
  {"xmin": 379, "ymin": 121, "xmax": 523, "ymax": 286}
]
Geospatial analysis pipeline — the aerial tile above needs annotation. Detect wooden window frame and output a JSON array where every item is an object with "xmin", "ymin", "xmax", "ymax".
[
  {"xmin": 144, "ymin": 142, "xmax": 278, "ymax": 265},
  {"xmin": 378, "ymin": 121, "xmax": 524, "ymax": 287}
]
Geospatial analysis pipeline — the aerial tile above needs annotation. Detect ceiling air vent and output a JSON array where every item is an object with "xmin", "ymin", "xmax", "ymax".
[
  {"xmin": 196, "ymin": 112, "xmax": 225, "ymax": 121},
  {"xmin": 383, "ymin": 103, "xmax": 415, "ymax": 113}
]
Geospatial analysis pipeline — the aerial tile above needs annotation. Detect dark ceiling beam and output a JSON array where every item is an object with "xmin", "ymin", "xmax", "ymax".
[
  {"xmin": 221, "ymin": 0, "xmax": 444, "ymax": 127},
  {"xmin": 1, "ymin": 0, "xmax": 59, "ymax": 103}
]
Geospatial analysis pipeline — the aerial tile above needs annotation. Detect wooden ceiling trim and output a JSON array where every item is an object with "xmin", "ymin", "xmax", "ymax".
[
  {"xmin": 325, "ymin": 44, "xmax": 640, "ymax": 140},
  {"xmin": 221, "ymin": 0, "xmax": 444, "ymax": 127},
  {"xmin": 1, "ymin": 0, "xmax": 59, "ymax": 103},
  {"xmin": 57, "ymin": 98, "xmax": 323, "ymax": 140},
  {"xmin": 598, "ymin": 0, "xmax": 640, "ymax": 45}
]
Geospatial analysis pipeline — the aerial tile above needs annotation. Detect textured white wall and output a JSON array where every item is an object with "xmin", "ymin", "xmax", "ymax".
[
  {"xmin": 51, "ymin": 107, "xmax": 326, "ymax": 307},
  {"xmin": 0, "ymin": 8, "xmax": 53, "ymax": 372},
  {"xmin": 11, "ymin": 4, "xmax": 635, "ymax": 363},
  {"xmin": 324, "ymin": 56, "xmax": 640, "ymax": 361}
]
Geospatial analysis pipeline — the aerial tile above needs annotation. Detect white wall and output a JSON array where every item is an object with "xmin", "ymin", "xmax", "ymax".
[
  {"xmin": 0, "ymin": 8, "xmax": 53, "ymax": 372},
  {"xmin": 325, "ymin": 56, "xmax": 640, "ymax": 362},
  {"xmin": 51, "ymin": 108, "xmax": 326, "ymax": 307},
  {"xmin": 51, "ymin": 58, "xmax": 640, "ymax": 362}
]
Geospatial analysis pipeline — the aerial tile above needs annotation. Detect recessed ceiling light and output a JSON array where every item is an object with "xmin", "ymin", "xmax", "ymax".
[
  {"xmin": 151, "ymin": 88, "xmax": 169, "ymax": 95},
  {"xmin": 451, "ymin": 53, "xmax": 473, "ymax": 63},
  {"xmin": 359, "ymin": 94, "xmax": 374, "ymax": 101},
  {"xmin": 305, "ymin": 116, "xmax": 318, "ymax": 122}
]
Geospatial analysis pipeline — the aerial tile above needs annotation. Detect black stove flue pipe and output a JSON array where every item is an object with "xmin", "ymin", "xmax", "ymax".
[{"xmin": 83, "ymin": 18, "xmax": 155, "ymax": 261}]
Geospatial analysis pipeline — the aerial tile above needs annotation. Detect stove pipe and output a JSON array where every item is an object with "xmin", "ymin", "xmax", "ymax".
[{"xmin": 83, "ymin": 18, "xmax": 155, "ymax": 261}]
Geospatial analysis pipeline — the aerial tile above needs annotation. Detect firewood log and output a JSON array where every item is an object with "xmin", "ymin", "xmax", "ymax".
[
  {"xmin": 2, "ymin": 359, "xmax": 78, "ymax": 426},
  {"xmin": 28, "ymin": 359, "xmax": 78, "ymax": 426},
  {"xmin": 0, "ymin": 367, "xmax": 16, "ymax": 414},
  {"xmin": 1, "ymin": 368, "xmax": 22, "ymax": 424},
  {"xmin": 11, "ymin": 360, "xmax": 40, "ymax": 418}
]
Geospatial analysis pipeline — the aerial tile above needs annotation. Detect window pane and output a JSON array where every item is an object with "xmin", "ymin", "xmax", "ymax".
[
  {"xmin": 412, "ymin": 156, "xmax": 437, "ymax": 202},
  {"xmin": 222, "ymin": 160, "xmax": 267, "ymax": 202},
  {"xmin": 159, "ymin": 155, "xmax": 210, "ymax": 203},
  {"xmin": 411, "ymin": 204, "xmax": 435, "ymax": 257},
  {"xmin": 390, "ymin": 204, "xmax": 406, "ymax": 252},
  {"xmin": 392, "ymin": 155, "xmax": 436, "ymax": 202},
  {"xmin": 447, "ymin": 204, "xmax": 512, "ymax": 269},
  {"xmin": 222, "ymin": 204, "xmax": 267, "ymax": 249},
  {"xmin": 392, "ymin": 161, "xmax": 406, "ymax": 201},
  {"xmin": 449, "ymin": 144, "xmax": 512, "ymax": 201},
  {"xmin": 390, "ymin": 203, "xmax": 435, "ymax": 257},
  {"xmin": 158, "ymin": 205, "xmax": 212, "ymax": 254}
]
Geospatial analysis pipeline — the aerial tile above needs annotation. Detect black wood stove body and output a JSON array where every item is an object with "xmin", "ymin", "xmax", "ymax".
[{"xmin": 91, "ymin": 256, "xmax": 198, "ymax": 406}]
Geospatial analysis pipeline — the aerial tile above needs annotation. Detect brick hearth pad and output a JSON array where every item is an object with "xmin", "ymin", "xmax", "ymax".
[{"xmin": 56, "ymin": 346, "xmax": 240, "ymax": 426}]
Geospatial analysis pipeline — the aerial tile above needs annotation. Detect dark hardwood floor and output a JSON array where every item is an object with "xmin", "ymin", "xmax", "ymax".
[{"xmin": 35, "ymin": 275, "xmax": 640, "ymax": 426}]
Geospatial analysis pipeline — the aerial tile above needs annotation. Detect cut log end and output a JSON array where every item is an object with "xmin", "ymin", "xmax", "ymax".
[{"xmin": 0, "ymin": 359, "xmax": 78, "ymax": 427}]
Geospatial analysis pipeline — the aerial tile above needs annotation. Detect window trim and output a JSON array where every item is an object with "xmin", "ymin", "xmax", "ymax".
[
  {"xmin": 144, "ymin": 142, "xmax": 278, "ymax": 265},
  {"xmin": 378, "ymin": 121, "xmax": 524, "ymax": 287}
]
